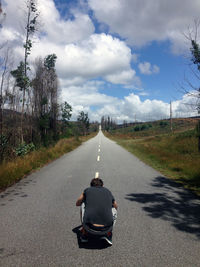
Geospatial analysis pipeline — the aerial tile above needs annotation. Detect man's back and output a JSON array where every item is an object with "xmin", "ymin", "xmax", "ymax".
[{"xmin": 83, "ymin": 186, "xmax": 115, "ymax": 226}]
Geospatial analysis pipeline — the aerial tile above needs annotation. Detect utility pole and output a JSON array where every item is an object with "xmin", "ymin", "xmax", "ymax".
[{"xmin": 170, "ymin": 101, "xmax": 173, "ymax": 132}]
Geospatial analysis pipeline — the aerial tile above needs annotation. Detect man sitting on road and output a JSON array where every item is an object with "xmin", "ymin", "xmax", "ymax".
[{"xmin": 76, "ymin": 178, "xmax": 118, "ymax": 245}]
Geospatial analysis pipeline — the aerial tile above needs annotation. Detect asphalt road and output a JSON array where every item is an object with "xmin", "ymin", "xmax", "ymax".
[{"xmin": 0, "ymin": 131, "xmax": 200, "ymax": 267}]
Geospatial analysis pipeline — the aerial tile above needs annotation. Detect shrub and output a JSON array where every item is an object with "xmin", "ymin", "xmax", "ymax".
[
  {"xmin": 141, "ymin": 124, "xmax": 148, "ymax": 130},
  {"xmin": 134, "ymin": 125, "xmax": 141, "ymax": 131},
  {"xmin": 159, "ymin": 121, "xmax": 168, "ymax": 127},
  {"xmin": 15, "ymin": 142, "xmax": 35, "ymax": 156},
  {"xmin": 0, "ymin": 134, "xmax": 10, "ymax": 160}
]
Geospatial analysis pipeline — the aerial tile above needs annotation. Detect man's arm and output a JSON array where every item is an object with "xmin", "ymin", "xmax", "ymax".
[{"xmin": 76, "ymin": 193, "xmax": 84, "ymax": 206}]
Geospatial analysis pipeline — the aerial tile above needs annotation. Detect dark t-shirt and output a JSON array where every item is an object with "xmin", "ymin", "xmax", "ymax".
[{"xmin": 83, "ymin": 186, "xmax": 115, "ymax": 227}]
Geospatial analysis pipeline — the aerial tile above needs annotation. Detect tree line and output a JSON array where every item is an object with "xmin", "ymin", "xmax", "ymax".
[
  {"xmin": 1, "ymin": 0, "xmax": 200, "ymax": 162},
  {"xmin": 101, "ymin": 116, "xmax": 117, "ymax": 131},
  {"xmin": 0, "ymin": 0, "xmax": 97, "ymax": 163}
]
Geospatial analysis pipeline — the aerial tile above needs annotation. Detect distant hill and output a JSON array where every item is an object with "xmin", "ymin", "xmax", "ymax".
[{"xmin": 108, "ymin": 117, "xmax": 200, "ymax": 138}]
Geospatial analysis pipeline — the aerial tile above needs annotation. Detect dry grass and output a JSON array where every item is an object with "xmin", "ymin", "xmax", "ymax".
[
  {"xmin": 0, "ymin": 133, "xmax": 96, "ymax": 190},
  {"xmin": 106, "ymin": 130, "xmax": 200, "ymax": 195}
]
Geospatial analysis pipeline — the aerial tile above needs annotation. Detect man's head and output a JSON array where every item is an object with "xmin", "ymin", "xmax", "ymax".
[{"xmin": 90, "ymin": 178, "xmax": 104, "ymax": 187}]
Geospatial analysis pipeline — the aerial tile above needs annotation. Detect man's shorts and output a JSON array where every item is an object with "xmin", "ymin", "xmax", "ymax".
[{"xmin": 80, "ymin": 203, "xmax": 117, "ymax": 226}]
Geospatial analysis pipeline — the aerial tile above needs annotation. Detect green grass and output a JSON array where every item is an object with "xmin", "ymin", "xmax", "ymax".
[
  {"xmin": 111, "ymin": 118, "xmax": 198, "ymax": 138},
  {"xmin": 106, "ymin": 127, "xmax": 200, "ymax": 195},
  {"xmin": 0, "ymin": 133, "xmax": 96, "ymax": 191}
]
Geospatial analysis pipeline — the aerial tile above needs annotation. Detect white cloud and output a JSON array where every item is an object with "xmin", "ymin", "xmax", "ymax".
[
  {"xmin": 61, "ymin": 80, "xmax": 118, "ymax": 120},
  {"xmin": 2, "ymin": 0, "xmax": 199, "ymax": 124},
  {"xmin": 122, "ymin": 94, "xmax": 169, "ymax": 121},
  {"xmin": 105, "ymin": 69, "xmax": 138, "ymax": 85},
  {"xmin": 30, "ymin": 33, "xmax": 137, "ymax": 85},
  {"xmin": 61, "ymin": 80, "xmax": 115, "ymax": 105},
  {"xmin": 138, "ymin": 62, "xmax": 160, "ymax": 75},
  {"xmin": 87, "ymin": 92, "xmax": 171, "ymax": 122},
  {"xmin": 138, "ymin": 91, "xmax": 149, "ymax": 96},
  {"xmin": 60, "ymin": 78, "xmax": 198, "ymax": 122},
  {"xmin": 88, "ymin": 0, "xmax": 200, "ymax": 52},
  {"xmin": 3, "ymin": 0, "xmax": 94, "ymax": 44},
  {"xmin": 38, "ymin": 0, "xmax": 95, "ymax": 44},
  {"xmin": 131, "ymin": 53, "xmax": 139, "ymax": 63},
  {"xmin": 2, "ymin": 0, "xmax": 139, "ymax": 86},
  {"xmin": 0, "ymin": 27, "xmax": 21, "ymax": 43}
]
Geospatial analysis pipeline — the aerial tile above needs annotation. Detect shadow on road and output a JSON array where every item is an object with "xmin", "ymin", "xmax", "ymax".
[
  {"xmin": 72, "ymin": 225, "xmax": 110, "ymax": 250},
  {"xmin": 125, "ymin": 176, "xmax": 200, "ymax": 239}
]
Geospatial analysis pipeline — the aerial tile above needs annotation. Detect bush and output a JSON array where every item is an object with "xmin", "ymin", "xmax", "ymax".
[
  {"xmin": 141, "ymin": 124, "xmax": 148, "ymax": 130},
  {"xmin": 0, "ymin": 134, "xmax": 9, "ymax": 153},
  {"xmin": 15, "ymin": 142, "xmax": 35, "ymax": 156},
  {"xmin": 134, "ymin": 125, "xmax": 141, "ymax": 131},
  {"xmin": 159, "ymin": 121, "xmax": 168, "ymax": 127}
]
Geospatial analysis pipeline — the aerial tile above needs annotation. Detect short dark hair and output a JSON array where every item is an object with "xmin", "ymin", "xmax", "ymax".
[{"xmin": 90, "ymin": 178, "xmax": 103, "ymax": 187}]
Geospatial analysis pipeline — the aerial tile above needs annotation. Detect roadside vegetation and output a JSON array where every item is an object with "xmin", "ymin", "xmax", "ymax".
[
  {"xmin": 0, "ymin": 133, "xmax": 97, "ymax": 191},
  {"xmin": 0, "ymin": 0, "xmax": 100, "ymax": 191},
  {"xmin": 104, "ymin": 118, "xmax": 200, "ymax": 195}
]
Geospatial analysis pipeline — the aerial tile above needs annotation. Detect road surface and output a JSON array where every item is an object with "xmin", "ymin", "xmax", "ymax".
[{"xmin": 0, "ymin": 131, "xmax": 200, "ymax": 266}]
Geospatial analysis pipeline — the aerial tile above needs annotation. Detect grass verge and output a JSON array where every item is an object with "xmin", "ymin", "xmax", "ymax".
[
  {"xmin": 0, "ymin": 133, "xmax": 96, "ymax": 191},
  {"xmin": 105, "ymin": 130, "xmax": 200, "ymax": 196}
]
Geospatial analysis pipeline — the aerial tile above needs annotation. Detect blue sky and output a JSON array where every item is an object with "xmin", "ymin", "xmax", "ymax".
[
  {"xmin": 1, "ymin": 0, "xmax": 200, "ymax": 122},
  {"xmin": 137, "ymin": 42, "xmax": 184, "ymax": 101}
]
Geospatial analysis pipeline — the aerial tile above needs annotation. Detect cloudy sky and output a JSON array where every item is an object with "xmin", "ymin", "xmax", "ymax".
[{"xmin": 1, "ymin": 0, "xmax": 200, "ymax": 122}]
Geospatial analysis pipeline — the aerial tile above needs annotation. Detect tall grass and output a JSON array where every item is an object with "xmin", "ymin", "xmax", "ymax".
[
  {"xmin": 0, "ymin": 134, "xmax": 96, "ymax": 190},
  {"xmin": 106, "ymin": 129, "xmax": 200, "ymax": 195}
]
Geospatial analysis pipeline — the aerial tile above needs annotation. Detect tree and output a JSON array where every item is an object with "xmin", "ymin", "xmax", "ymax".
[
  {"xmin": 190, "ymin": 39, "xmax": 200, "ymax": 151},
  {"xmin": 77, "ymin": 111, "xmax": 90, "ymax": 135},
  {"xmin": 101, "ymin": 115, "xmax": 116, "ymax": 131},
  {"xmin": 60, "ymin": 102, "xmax": 72, "ymax": 137},
  {"xmin": 190, "ymin": 40, "xmax": 200, "ymax": 110},
  {"xmin": 184, "ymin": 20, "xmax": 200, "ymax": 151},
  {"xmin": 44, "ymin": 54, "xmax": 59, "ymax": 141},
  {"xmin": 0, "ymin": 48, "xmax": 9, "ymax": 136},
  {"xmin": 10, "ymin": 0, "xmax": 39, "ymax": 142},
  {"xmin": 123, "ymin": 120, "xmax": 128, "ymax": 128},
  {"xmin": 0, "ymin": 47, "xmax": 13, "ymax": 162},
  {"xmin": 44, "ymin": 54, "xmax": 57, "ymax": 70},
  {"xmin": 182, "ymin": 20, "xmax": 200, "ymax": 111},
  {"xmin": 101, "ymin": 116, "xmax": 105, "ymax": 130},
  {"xmin": 32, "ymin": 54, "xmax": 59, "ymax": 145},
  {"xmin": 61, "ymin": 101, "xmax": 72, "ymax": 124},
  {"xmin": 90, "ymin": 121, "xmax": 99, "ymax": 132}
]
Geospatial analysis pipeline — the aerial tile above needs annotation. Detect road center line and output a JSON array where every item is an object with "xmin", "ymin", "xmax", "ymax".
[
  {"xmin": 97, "ymin": 155, "xmax": 100, "ymax": 161},
  {"xmin": 95, "ymin": 172, "xmax": 99, "ymax": 178},
  {"xmin": 98, "ymin": 149, "xmax": 100, "ymax": 152}
]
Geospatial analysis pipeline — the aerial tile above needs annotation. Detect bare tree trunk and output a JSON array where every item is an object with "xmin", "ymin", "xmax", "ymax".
[
  {"xmin": 0, "ymin": 48, "xmax": 10, "ymax": 162},
  {"xmin": 0, "ymin": 49, "xmax": 9, "ymax": 136},
  {"xmin": 20, "ymin": 4, "xmax": 31, "ymax": 143},
  {"xmin": 197, "ymin": 120, "xmax": 200, "ymax": 152}
]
